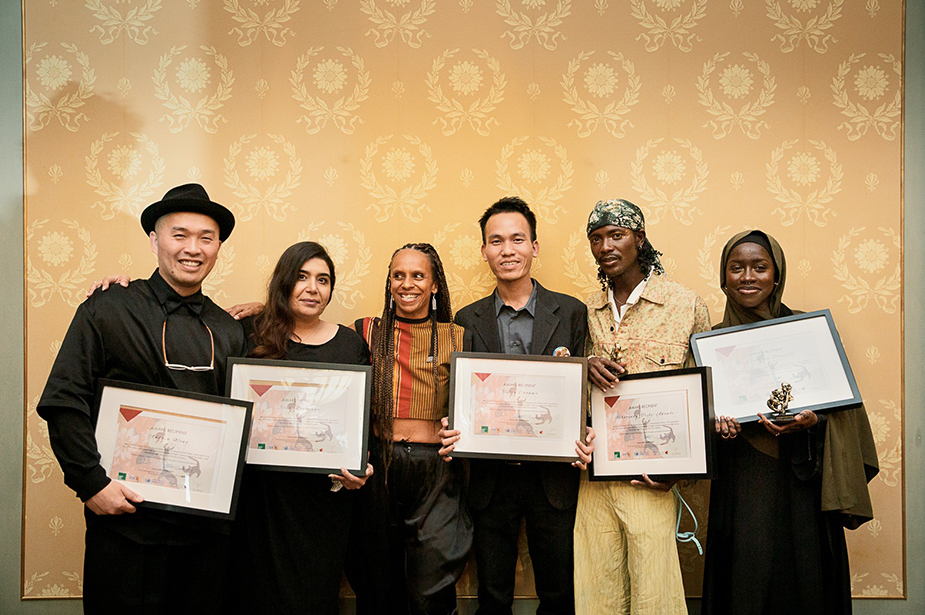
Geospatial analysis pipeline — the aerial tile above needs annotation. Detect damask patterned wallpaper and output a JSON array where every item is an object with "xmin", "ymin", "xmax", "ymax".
[{"xmin": 22, "ymin": 0, "xmax": 903, "ymax": 600}]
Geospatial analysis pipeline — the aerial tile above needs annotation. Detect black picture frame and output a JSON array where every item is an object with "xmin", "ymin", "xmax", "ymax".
[
  {"xmin": 94, "ymin": 379, "xmax": 253, "ymax": 520},
  {"xmin": 588, "ymin": 366, "xmax": 714, "ymax": 481},
  {"xmin": 690, "ymin": 309, "xmax": 862, "ymax": 423}
]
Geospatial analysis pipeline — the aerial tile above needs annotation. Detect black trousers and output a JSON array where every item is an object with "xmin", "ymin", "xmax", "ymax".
[
  {"xmin": 347, "ymin": 441, "xmax": 473, "ymax": 615},
  {"xmin": 472, "ymin": 463, "xmax": 577, "ymax": 615},
  {"xmin": 83, "ymin": 522, "xmax": 229, "ymax": 615}
]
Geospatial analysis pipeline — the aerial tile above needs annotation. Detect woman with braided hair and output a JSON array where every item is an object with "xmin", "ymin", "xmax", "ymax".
[{"xmin": 346, "ymin": 243, "xmax": 472, "ymax": 615}]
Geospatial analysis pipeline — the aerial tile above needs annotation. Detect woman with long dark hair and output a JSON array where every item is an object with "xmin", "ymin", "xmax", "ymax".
[
  {"xmin": 233, "ymin": 241, "xmax": 373, "ymax": 614},
  {"xmin": 701, "ymin": 230, "xmax": 879, "ymax": 615},
  {"xmin": 346, "ymin": 242, "xmax": 472, "ymax": 615}
]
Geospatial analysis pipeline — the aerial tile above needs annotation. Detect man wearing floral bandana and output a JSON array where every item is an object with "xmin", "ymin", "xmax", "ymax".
[{"xmin": 574, "ymin": 199, "xmax": 711, "ymax": 615}]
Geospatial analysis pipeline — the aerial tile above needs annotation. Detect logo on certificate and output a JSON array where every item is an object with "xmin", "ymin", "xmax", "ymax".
[
  {"xmin": 118, "ymin": 472, "xmax": 126, "ymax": 480},
  {"xmin": 258, "ymin": 443, "xmax": 266, "ymax": 449},
  {"xmin": 481, "ymin": 425, "xmax": 488, "ymax": 433},
  {"xmin": 613, "ymin": 452, "xmax": 621, "ymax": 459}
]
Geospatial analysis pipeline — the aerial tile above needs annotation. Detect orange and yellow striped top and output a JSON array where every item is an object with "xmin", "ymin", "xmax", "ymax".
[{"xmin": 358, "ymin": 316, "xmax": 465, "ymax": 421}]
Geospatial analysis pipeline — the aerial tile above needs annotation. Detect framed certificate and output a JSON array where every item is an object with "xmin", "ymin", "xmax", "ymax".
[
  {"xmin": 227, "ymin": 358, "xmax": 371, "ymax": 476},
  {"xmin": 448, "ymin": 352, "xmax": 587, "ymax": 462},
  {"xmin": 94, "ymin": 379, "xmax": 253, "ymax": 519},
  {"xmin": 589, "ymin": 367, "xmax": 714, "ymax": 481},
  {"xmin": 690, "ymin": 310, "xmax": 861, "ymax": 423}
]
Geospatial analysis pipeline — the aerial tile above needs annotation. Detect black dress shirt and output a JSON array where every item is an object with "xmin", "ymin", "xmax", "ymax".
[
  {"xmin": 493, "ymin": 280, "xmax": 538, "ymax": 355},
  {"xmin": 37, "ymin": 270, "xmax": 246, "ymax": 540}
]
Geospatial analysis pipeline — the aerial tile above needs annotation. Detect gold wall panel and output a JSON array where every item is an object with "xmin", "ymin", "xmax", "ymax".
[{"xmin": 23, "ymin": 0, "xmax": 904, "ymax": 599}]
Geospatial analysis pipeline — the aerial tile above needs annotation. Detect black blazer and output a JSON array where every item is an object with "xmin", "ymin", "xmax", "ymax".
[{"xmin": 454, "ymin": 281, "xmax": 588, "ymax": 511}]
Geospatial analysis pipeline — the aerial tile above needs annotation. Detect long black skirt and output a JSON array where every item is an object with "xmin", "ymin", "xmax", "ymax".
[
  {"xmin": 230, "ymin": 468, "xmax": 354, "ymax": 614},
  {"xmin": 701, "ymin": 433, "xmax": 852, "ymax": 615}
]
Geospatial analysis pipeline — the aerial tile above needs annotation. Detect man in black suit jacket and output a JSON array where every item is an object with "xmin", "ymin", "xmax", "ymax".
[{"xmin": 441, "ymin": 197, "xmax": 592, "ymax": 615}]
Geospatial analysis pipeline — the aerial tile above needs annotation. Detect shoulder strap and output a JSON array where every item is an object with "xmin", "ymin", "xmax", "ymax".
[{"xmin": 355, "ymin": 317, "xmax": 379, "ymax": 348}]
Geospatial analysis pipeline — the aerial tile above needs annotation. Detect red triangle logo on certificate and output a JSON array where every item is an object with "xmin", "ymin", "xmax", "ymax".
[
  {"xmin": 475, "ymin": 373, "xmax": 492, "ymax": 382},
  {"xmin": 250, "ymin": 383, "xmax": 274, "ymax": 397},
  {"xmin": 119, "ymin": 407, "xmax": 142, "ymax": 422},
  {"xmin": 716, "ymin": 345, "xmax": 736, "ymax": 357},
  {"xmin": 604, "ymin": 396, "xmax": 620, "ymax": 408}
]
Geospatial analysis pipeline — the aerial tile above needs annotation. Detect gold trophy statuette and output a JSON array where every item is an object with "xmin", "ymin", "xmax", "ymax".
[{"xmin": 766, "ymin": 382, "xmax": 796, "ymax": 425}]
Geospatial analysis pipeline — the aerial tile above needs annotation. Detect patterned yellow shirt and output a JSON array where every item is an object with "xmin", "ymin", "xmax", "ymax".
[{"xmin": 586, "ymin": 273, "xmax": 711, "ymax": 375}]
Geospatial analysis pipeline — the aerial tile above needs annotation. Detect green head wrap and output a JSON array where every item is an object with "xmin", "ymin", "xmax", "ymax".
[{"xmin": 586, "ymin": 199, "xmax": 664, "ymax": 275}]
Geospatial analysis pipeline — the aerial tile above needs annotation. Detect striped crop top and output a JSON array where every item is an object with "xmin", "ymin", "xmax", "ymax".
[{"xmin": 357, "ymin": 316, "xmax": 465, "ymax": 421}]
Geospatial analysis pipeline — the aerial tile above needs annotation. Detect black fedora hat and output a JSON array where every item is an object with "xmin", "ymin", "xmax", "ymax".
[{"xmin": 141, "ymin": 183, "xmax": 235, "ymax": 241}]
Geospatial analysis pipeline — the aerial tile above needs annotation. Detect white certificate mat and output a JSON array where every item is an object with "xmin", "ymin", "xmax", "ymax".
[
  {"xmin": 589, "ymin": 367, "xmax": 713, "ymax": 480},
  {"xmin": 95, "ymin": 381, "xmax": 251, "ymax": 518},
  {"xmin": 691, "ymin": 310, "xmax": 861, "ymax": 422},
  {"xmin": 227, "ymin": 358, "xmax": 371, "ymax": 475},
  {"xmin": 449, "ymin": 352, "xmax": 587, "ymax": 462}
]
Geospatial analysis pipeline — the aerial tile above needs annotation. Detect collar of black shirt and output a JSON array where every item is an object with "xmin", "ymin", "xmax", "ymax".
[
  {"xmin": 147, "ymin": 269, "xmax": 205, "ymax": 315},
  {"xmin": 493, "ymin": 279, "xmax": 538, "ymax": 317}
]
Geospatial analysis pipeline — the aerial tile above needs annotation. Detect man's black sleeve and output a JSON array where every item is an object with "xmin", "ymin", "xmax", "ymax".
[{"xmin": 37, "ymin": 302, "xmax": 110, "ymax": 501}]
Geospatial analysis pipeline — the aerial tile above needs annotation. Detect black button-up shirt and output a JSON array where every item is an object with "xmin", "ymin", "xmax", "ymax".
[
  {"xmin": 493, "ymin": 281, "xmax": 538, "ymax": 355},
  {"xmin": 37, "ymin": 270, "xmax": 246, "ymax": 532}
]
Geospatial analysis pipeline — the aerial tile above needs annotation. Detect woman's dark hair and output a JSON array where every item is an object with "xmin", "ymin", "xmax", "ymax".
[
  {"xmin": 369, "ymin": 243, "xmax": 454, "ymax": 463},
  {"xmin": 596, "ymin": 233, "xmax": 664, "ymax": 291},
  {"xmin": 251, "ymin": 242, "xmax": 336, "ymax": 359}
]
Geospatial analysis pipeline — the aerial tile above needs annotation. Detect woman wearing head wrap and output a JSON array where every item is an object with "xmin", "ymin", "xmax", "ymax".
[{"xmin": 701, "ymin": 230, "xmax": 879, "ymax": 615}]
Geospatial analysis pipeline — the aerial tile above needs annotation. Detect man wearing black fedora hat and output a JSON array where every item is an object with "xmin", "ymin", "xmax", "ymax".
[{"xmin": 37, "ymin": 184, "xmax": 246, "ymax": 613}]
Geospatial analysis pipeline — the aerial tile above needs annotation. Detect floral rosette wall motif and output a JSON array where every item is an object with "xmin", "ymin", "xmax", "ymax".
[{"xmin": 22, "ymin": 0, "xmax": 905, "ymax": 601}]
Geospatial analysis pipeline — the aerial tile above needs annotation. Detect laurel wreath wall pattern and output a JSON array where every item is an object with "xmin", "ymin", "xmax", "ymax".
[
  {"xmin": 831, "ymin": 227, "xmax": 900, "ymax": 315},
  {"xmin": 630, "ymin": 138, "xmax": 708, "ymax": 226},
  {"xmin": 361, "ymin": 135, "xmax": 438, "ymax": 223},
  {"xmin": 224, "ymin": 0, "xmax": 300, "ymax": 47},
  {"xmin": 86, "ymin": 0, "xmax": 162, "ymax": 46},
  {"xmin": 85, "ymin": 132, "xmax": 165, "ymax": 220},
  {"xmin": 26, "ymin": 220, "xmax": 98, "ymax": 308},
  {"xmin": 496, "ymin": 0, "xmax": 572, "ymax": 51},
  {"xmin": 631, "ymin": 0, "xmax": 706, "ymax": 53},
  {"xmin": 26, "ymin": 395, "xmax": 57, "ymax": 486},
  {"xmin": 561, "ymin": 51, "xmax": 640, "ymax": 139},
  {"xmin": 696, "ymin": 225, "xmax": 733, "ymax": 313},
  {"xmin": 766, "ymin": 0, "xmax": 843, "ymax": 54},
  {"xmin": 562, "ymin": 231, "xmax": 600, "ymax": 298},
  {"xmin": 20, "ymin": 0, "xmax": 906, "ymax": 601},
  {"xmin": 153, "ymin": 45, "xmax": 235, "ymax": 134},
  {"xmin": 223, "ymin": 134, "xmax": 303, "ymax": 222},
  {"xmin": 25, "ymin": 42, "xmax": 95, "ymax": 132},
  {"xmin": 496, "ymin": 137, "xmax": 573, "ymax": 225},
  {"xmin": 832, "ymin": 53, "xmax": 901, "ymax": 141},
  {"xmin": 361, "ymin": 0, "xmax": 436, "ymax": 49},
  {"xmin": 697, "ymin": 51, "xmax": 776, "ymax": 140},
  {"xmin": 766, "ymin": 139, "xmax": 842, "ymax": 227},
  {"xmin": 431, "ymin": 222, "xmax": 497, "ymax": 305},
  {"xmin": 290, "ymin": 47, "xmax": 370, "ymax": 135},
  {"xmin": 427, "ymin": 49, "xmax": 507, "ymax": 137}
]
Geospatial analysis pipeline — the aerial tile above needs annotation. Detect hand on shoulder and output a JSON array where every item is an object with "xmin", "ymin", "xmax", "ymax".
[{"xmin": 85, "ymin": 274, "xmax": 131, "ymax": 299}]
